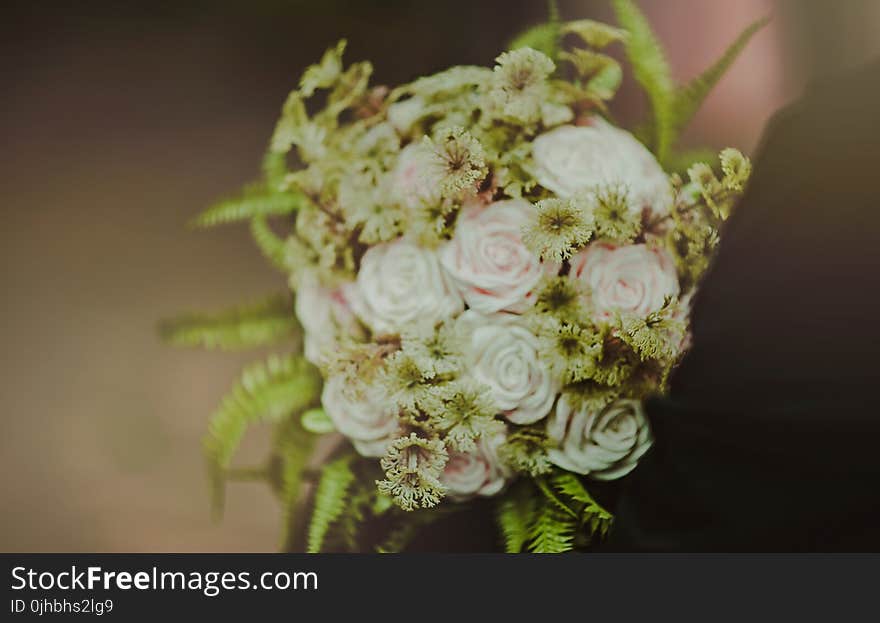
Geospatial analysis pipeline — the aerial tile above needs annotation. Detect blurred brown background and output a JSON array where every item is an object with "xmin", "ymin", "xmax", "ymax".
[{"xmin": 2, "ymin": 0, "xmax": 878, "ymax": 552}]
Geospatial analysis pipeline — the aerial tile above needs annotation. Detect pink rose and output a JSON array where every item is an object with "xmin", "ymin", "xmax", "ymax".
[
  {"xmin": 441, "ymin": 430, "xmax": 510, "ymax": 499},
  {"xmin": 440, "ymin": 200, "xmax": 557, "ymax": 313},
  {"xmin": 569, "ymin": 242, "xmax": 679, "ymax": 319}
]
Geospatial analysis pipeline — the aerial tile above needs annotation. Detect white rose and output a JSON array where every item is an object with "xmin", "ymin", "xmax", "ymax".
[
  {"xmin": 441, "ymin": 200, "xmax": 557, "ymax": 314},
  {"xmin": 532, "ymin": 119, "xmax": 673, "ymax": 217},
  {"xmin": 321, "ymin": 375, "xmax": 400, "ymax": 458},
  {"xmin": 346, "ymin": 238, "xmax": 464, "ymax": 336},
  {"xmin": 569, "ymin": 242, "xmax": 679, "ymax": 319},
  {"xmin": 547, "ymin": 396, "xmax": 652, "ymax": 480},
  {"xmin": 389, "ymin": 142, "xmax": 441, "ymax": 211},
  {"xmin": 457, "ymin": 310, "xmax": 558, "ymax": 425},
  {"xmin": 295, "ymin": 270, "xmax": 363, "ymax": 366},
  {"xmin": 441, "ymin": 430, "xmax": 510, "ymax": 499}
]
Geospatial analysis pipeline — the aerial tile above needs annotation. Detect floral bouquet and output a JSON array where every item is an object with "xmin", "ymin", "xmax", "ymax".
[{"xmin": 162, "ymin": 0, "xmax": 761, "ymax": 552}]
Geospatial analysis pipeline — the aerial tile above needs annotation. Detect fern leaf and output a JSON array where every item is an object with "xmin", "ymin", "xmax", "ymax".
[
  {"xmin": 528, "ymin": 502, "xmax": 577, "ymax": 553},
  {"xmin": 331, "ymin": 484, "xmax": 374, "ymax": 552},
  {"xmin": 190, "ymin": 185, "xmax": 304, "ymax": 229},
  {"xmin": 495, "ymin": 482, "xmax": 537, "ymax": 553},
  {"xmin": 552, "ymin": 471, "xmax": 614, "ymax": 538},
  {"xmin": 250, "ymin": 215, "xmax": 290, "ymax": 271},
  {"xmin": 273, "ymin": 416, "xmax": 316, "ymax": 551},
  {"xmin": 611, "ymin": 0, "xmax": 674, "ymax": 162},
  {"xmin": 203, "ymin": 354, "xmax": 321, "ymax": 518},
  {"xmin": 536, "ymin": 478, "xmax": 579, "ymax": 519},
  {"xmin": 507, "ymin": 0, "xmax": 561, "ymax": 59},
  {"xmin": 672, "ymin": 18, "xmax": 768, "ymax": 137},
  {"xmin": 262, "ymin": 149, "xmax": 288, "ymax": 191},
  {"xmin": 307, "ymin": 455, "xmax": 356, "ymax": 553},
  {"xmin": 159, "ymin": 293, "xmax": 299, "ymax": 351}
]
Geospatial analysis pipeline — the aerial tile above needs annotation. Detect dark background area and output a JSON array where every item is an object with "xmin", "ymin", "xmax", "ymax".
[{"xmin": 1, "ymin": 0, "xmax": 876, "ymax": 551}]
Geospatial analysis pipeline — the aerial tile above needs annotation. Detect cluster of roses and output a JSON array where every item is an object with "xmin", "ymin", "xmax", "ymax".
[{"xmin": 296, "ymin": 134, "xmax": 677, "ymax": 503}]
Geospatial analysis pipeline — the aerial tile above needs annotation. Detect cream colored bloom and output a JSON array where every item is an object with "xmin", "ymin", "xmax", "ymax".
[
  {"xmin": 346, "ymin": 238, "xmax": 463, "ymax": 336},
  {"xmin": 321, "ymin": 375, "xmax": 399, "ymax": 458},
  {"xmin": 457, "ymin": 310, "xmax": 557, "ymax": 425},
  {"xmin": 547, "ymin": 395, "xmax": 652, "ymax": 480},
  {"xmin": 532, "ymin": 119, "xmax": 673, "ymax": 217}
]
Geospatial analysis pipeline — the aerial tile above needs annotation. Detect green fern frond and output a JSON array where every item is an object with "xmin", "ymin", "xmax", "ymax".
[
  {"xmin": 262, "ymin": 149, "xmax": 288, "ymax": 191},
  {"xmin": 535, "ymin": 477, "xmax": 579, "ymax": 519},
  {"xmin": 159, "ymin": 293, "xmax": 299, "ymax": 351},
  {"xmin": 331, "ymin": 483, "xmax": 375, "ymax": 552},
  {"xmin": 190, "ymin": 185, "xmax": 305, "ymax": 229},
  {"xmin": 611, "ymin": 0, "xmax": 674, "ymax": 162},
  {"xmin": 250, "ymin": 215, "xmax": 291, "ymax": 272},
  {"xmin": 495, "ymin": 482, "xmax": 537, "ymax": 553},
  {"xmin": 273, "ymin": 415, "xmax": 316, "ymax": 551},
  {"xmin": 203, "ymin": 354, "xmax": 321, "ymax": 518},
  {"xmin": 672, "ymin": 18, "xmax": 768, "ymax": 138},
  {"xmin": 508, "ymin": 0, "xmax": 561, "ymax": 60},
  {"xmin": 528, "ymin": 501, "xmax": 577, "ymax": 553},
  {"xmin": 552, "ymin": 471, "xmax": 614, "ymax": 538},
  {"xmin": 307, "ymin": 455, "xmax": 356, "ymax": 553}
]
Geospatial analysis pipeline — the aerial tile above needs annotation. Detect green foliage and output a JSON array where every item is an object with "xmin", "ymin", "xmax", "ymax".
[
  {"xmin": 300, "ymin": 39, "xmax": 347, "ymax": 97},
  {"xmin": 672, "ymin": 18, "xmax": 769, "ymax": 138},
  {"xmin": 508, "ymin": 0, "xmax": 561, "ymax": 60},
  {"xmin": 612, "ymin": 0, "xmax": 766, "ymax": 164},
  {"xmin": 300, "ymin": 408, "xmax": 335, "ymax": 434},
  {"xmin": 203, "ymin": 355, "xmax": 321, "ymax": 518},
  {"xmin": 528, "ymin": 502, "xmax": 577, "ymax": 553},
  {"xmin": 262, "ymin": 149, "xmax": 288, "ymax": 191},
  {"xmin": 307, "ymin": 455, "xmax": 356, "ymax": 553},
  {"xmin": 523, "ymin": 472, "xmax": 613, "ymax": 552},
  {"xmin": 495, "ymin": 481, "xmax": 537, "ymax": 553},
  {"xmin": 611, "ymin": 0, "xmax": 674, "ymax": 162},
  {"xmin": 190, "ymin": 185, "xmax": 305, "ymax": 229},
  {"xmin": 552, "ymin": 471, "xmax": 614, "ymax": 538},
  {"xmin": 561, "ymin": 19, "xmax": 627, "ymax": 49},
  {"xmin": 273, "ymin": 415, "xmax": 316, "ymax": 551},
  {"xmin": 159, "ymin": 293, "xmax": 299, "ymax": 351},
  {"xmin": 331, "ymin": 482, "xmax": 375, "ymax": 552},
  {"xmin": 250, "ymin": 215, "xmax": 290, "ymax": 272}
]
